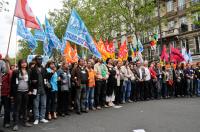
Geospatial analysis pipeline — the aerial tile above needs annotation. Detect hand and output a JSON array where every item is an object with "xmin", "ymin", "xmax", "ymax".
[{"xmin": 28, "ymin": 91, "xmax": 32, "ymax": 95}]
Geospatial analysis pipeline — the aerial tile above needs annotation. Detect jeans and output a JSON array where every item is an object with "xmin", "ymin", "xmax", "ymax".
[
  {"xmin": 13, "ymin": 92, "xmax": 29, "ymax": 125},
  {"xmin": 162, "ymin": 83, "xmax": 167, "ymax": 98},
  {"xmin": 187, "ymin": 79, "xmax": 193, "ymax": 96},
  {"xmin": 75, "ymin": 84, "xmax": 86, "ymax": 112},
  {"xmin": 197, "ymin": 79, "xmax": 200, "ymax": 96},
  {"xmin": 86, "ymin": 87, "xmax": 95, "ymax": 109},
  {"xmin": 122, "ymin": 80, "xmax": 131, "ymax": 102},
  {"xmin": 33, "ymin": 94, "xmax": 47, "ymax": 120}
]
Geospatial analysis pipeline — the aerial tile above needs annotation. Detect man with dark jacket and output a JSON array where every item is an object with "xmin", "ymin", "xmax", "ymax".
[
  {"xmin": 72, "ymin": 59, "xmax": 88, "ymax": 114},
  {"xmin": 30, "ymin": 56, "xmax": 48, "ymax": 125}
]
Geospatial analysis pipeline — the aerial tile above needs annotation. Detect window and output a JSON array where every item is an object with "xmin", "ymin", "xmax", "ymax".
[
  {"xmin": 168, "ymin": 21, "xmax": 175, "ymax": 30},
  {"xmin": 180, "ymin": 17, "xmax": 188, "ymax": 32},
  {"xmin": 195, "ymin": 36, "xmax": 200, "ymax": 53},
  {"xmin": 179, "ymin": 16, "xmax": 187, "ymax": 25},
  {"xmin": 178, "ymin": 0, "xmax": 185, "ymax": 10},
  {"xmin": 167, "ymin": 0, "xmax": 173, "ymax": 12},
  {"xmin": 181, "ymin": 39, "xmax": 189, "ymax": 52}
]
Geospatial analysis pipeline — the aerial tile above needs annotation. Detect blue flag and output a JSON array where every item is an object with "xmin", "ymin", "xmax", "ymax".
[
  {"xmin": 34, "ymin": 17, "xmax": 46, "ymax": 41},
  {"xmin": 64, "ymin": 9, "xmax": 101, "ymax": 58},
  {"xmin": 45, "ymin": 17, "xmax": 61, "ymax": 50},
  {"xmin": 17, "ymin": 19, "xmax": 38, "ymax": 52}
]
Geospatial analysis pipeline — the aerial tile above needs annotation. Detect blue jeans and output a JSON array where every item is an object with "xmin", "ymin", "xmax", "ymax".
[
  {"xmin": 76, "ymin": 84, "xmax": 87, "ymax": 112},
  {"xmin": 162, "ymin": 83, "xmax": 167, "ymax": 97},
  {"xmin": 197, "ymin": 79, "xmax": 200, "ymax": 96},
  {"xmin": 122, "ymin": 80, "xmax": 131, "ymax": 102},
  {"xmin": 86, "ymin": 87, "xmax": 95, "ymax": 109},
  {"xmin": 33, "ymin": 94, "xmax": 47, "ymax": 120},
  {"xmin": 187, "ymin": 79, "xmax": 193, "ymax": 96}
]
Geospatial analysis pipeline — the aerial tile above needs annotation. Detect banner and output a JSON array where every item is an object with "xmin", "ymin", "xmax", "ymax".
[{"xmin": 64, "ymin": 9, "xmax": 101, "ymax": 58}]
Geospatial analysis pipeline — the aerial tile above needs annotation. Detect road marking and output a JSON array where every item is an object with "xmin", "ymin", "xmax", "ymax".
[{"xmin": 133, "ymin": 129, "xmax": 146, "ymax": 132}]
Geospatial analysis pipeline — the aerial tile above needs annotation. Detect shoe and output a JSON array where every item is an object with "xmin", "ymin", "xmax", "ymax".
[
  {"xmin": 97, "ymin": 106, "xmax": 101, "ymax": 110},
  {"xmin": 128, "ymin": 100, "xmax": 133, "ymax": 103},
  {"xmin": 40, "ymin": 119, "xmax": 48, "ymax": 123},
  {"xmin": 65, "ymin": 113, "xmax": 70, "ymax": 116},
  {"xmin": 13, "ymin": 125, "xmax": 19, "ymax": 131},
  {"xmin": 24, "ymin": 122, "xmax": 32, "ymax": 127},
  {"xmin": 4, "ymin": 123, "xmax": 10, "ymax": 128},
  {"xmin": 61, "ymin": 113, "xmax": 65, "ymax": 117},
  {"xmin": 76, "ymin": 111, "xmax": 81, "ymax": 115},
  {"xmin": 108, "ymin": 102, "xmax": 112, "ymax": 107},
  {"xmin": 81, "ymin": 110, "xmax": 88, "ymax": 113},
  {"xmin": 104, "ymin": 104, "xmax": 109, "ymax": 108},
  {"xmin": 122, "ymin": 101, "xmax": 126, "ymax": 104},
  {"xmin": 48, "ymin": 113, "xmax": 52, "ymax": 120},
  {"xmin": 86, "ymin": 108, "xmax": 89, "ymax": 113},
  {"xmin": 91, "ymin": 107, "xmax": 96, "ymax": 111},
  {"xmin": 53, "ymin": 112, "xmax": 57, "ymax": 119},
  {"xmin": 33, "ymin": 120, "xmax": 39, "ymax": 125}
]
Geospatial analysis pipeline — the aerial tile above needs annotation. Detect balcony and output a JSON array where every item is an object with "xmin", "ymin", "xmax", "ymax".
[
  {"xmin": 162, "ymin": 28, "xmax": 179, "ymax": 38},
  {"xmin": 192, "ymin": 24, "xmax": 200, "ymax": 30}
]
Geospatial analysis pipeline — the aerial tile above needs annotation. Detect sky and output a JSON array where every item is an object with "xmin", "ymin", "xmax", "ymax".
[{"xmin": 0, "ymin": 0, "xmax": 63, "ymax": 58}]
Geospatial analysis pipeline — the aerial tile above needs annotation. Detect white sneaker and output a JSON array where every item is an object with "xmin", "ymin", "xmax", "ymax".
[
  {"xmin": 33, "ymin": 120, "xmax": 39, "ymax": 125},
  {"xmin": 40, "ymin": 119, "xmax": 49, "ymax": 123}
]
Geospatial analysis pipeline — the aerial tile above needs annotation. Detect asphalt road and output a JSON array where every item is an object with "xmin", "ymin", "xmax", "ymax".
[{"xmin": 2, "ymin": 97, "xmax": 200, "ymax": 132}]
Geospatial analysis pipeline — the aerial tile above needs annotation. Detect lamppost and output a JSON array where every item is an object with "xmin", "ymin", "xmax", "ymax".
[{"xmin": 157, "ymin": 0, "xmax": 163, "ymax": 47}]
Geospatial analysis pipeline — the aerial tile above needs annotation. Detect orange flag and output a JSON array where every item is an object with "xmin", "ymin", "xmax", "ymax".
[
  {"xmin": 63, "ymin": 41, "xmax": 78, "ymax": 63},
  {"xmin": 118, "ymin": 40, "xmax": 128, "ymax": 61},
  {"xmin": 71, "ymin": 45, "xmax": 78, "ymax": 63}
]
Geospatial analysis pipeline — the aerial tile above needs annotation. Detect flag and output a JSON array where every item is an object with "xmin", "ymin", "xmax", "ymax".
[
  {"xmin": 150, "ymin": 33, "xmax": 158, "ymax": 50},
  {"xmin": 118, "ymin": 40, "xmax": 128, "ymax": 60},
  {"xmin": 160, "ymin": 45, "xmax": 169, "ymax": 62},
  {"xmin": 15, "ymin": 0, "xmax": 40, "ymax": 29},
  {"xmin": 137, "ymin": 39, "xmax": 144, "ymax": 52},
  {"xmin": 170, "ymin": 45, "xmax": 185, "ymax": 62},
  {"xmin": 95, "ymin": 38, "xmax": 109, "ymax": 61},
  {"xmin": 104, "ymin": 40, "xmax": 115, "ymax": 59},
  {"xmin": 137, "ymin": 51, "xmax": 144, "ymax": 63},
  {"xmin": 182, "ymin": 48, "xmax": 193, "ymax": 63},
  {"xmin": 34, "ymin": 17, "xmax": 46, "ymax": 41},
  {"xmin": 64, "ymin": 9, "xmax": 101, "ymax": 58},
  {"xmin": 63, "ymin": 41, "xmax": 78, "ymax": 63},
  {"xmin": 17, "ymin": 19, "xmax": 38, "ymax": 51},
  {"xmin": 45, "ymin": 17, "xmax": 61, "ymax": 50}
]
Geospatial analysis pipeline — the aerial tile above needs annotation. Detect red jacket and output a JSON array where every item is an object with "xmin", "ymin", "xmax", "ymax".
[
  {"xmin": 1, "ymin": 70, "xmax": 12, "ymax": 96},
  {"xmin": 149, "ymin": 67, "xmax": 157, "ymax": 79}
]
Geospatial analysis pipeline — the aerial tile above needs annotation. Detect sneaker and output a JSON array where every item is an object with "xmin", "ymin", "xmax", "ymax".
[
  {"xmin": 122, "ymin": 101, "xmax": 126, "ymax": 104},
  {"xmin": 24, "ymin": 122, "xmax": 32, "ymax": 127},
  {"xmin": 91, "ymin": 107, "xmax": 96, "ymax": 111},
  {"xmin": 33, "ymin": 120, "xmax": 39, "ymax": 125},
  {"xmin": 40, "ymin": 119, "xmax": 49, "ymax": 123},
  {"xmin": 76, "ymin": 111, "xmax": 81, "ymax": 115},
  {"xmin": 104, "ymin": 104, "xmax": 109, "ymax": 108},
  {"xmin": 13, "ymin": 125, "xmax": 19, "ymax": 131},
  {"xmin": 128, "ymin": 100, "xmax": 133, "ymax": 103}
]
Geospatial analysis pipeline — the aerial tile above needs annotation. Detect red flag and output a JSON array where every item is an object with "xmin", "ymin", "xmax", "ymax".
[
  {"xmin": 15, "ymin": 0, "xmax": 40, "ymax": 29},
  {"xmin": 160, "ymin": 45, "xmax": 169, "ymax": 62},
  {"xmin": 170, "ymin": 45, "xmax": 184, "ymax": 62},
  {"xmin": 118, "ymin": 40, "xmax": 128, "ymax": 60}
]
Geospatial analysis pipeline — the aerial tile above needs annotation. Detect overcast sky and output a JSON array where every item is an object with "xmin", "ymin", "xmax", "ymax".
[{"xmin": 0, "ymin": 0, "xmax": 63, "ymax": 58}]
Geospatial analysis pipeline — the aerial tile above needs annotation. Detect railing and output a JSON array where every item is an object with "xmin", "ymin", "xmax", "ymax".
[{"xmin": 192, "ymin": 24, "xmax": 200, "ymax": 30}]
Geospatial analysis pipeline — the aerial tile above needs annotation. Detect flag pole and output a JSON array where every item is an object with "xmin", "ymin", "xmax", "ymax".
[{"xmin": 6, "ymin": 0, "xmax": 18, "ymax": 56}]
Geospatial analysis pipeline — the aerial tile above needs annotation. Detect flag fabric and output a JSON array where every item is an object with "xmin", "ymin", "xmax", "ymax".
[
  {"xmin": 137, "ymin": 51, "xmax": 144, "ymax": 63},
  {"xmin": 15, "ymin": 0, "xmax": 40, "ymax": 29},
  {"xmin": 45, "ymin": 17, "xmax": 61, "ymax": 50},
  {"xmin": 64, "ymin": 9, "xmax": 101, "ymax": 58},
  {"xmin": 17, "ymin": 19, "xmax": 38, "ymax": 51},
  {"xmin": 160, "ymin": 45, "xmax": 169, "ymax": 62},
  {"xmin": 170, "ymin": 45, "xmax": 185, "ymax": 62},
  {"xmin": 182, "ymin": 48, "xmax": 193, "ymax": 63},
  {"xmin": 104, "ymin": 40, "xmax": 115, "ymax": 59},
  {"xmin": 150, "ymin": 33, "xmax": 158, "ymax": 50},
  {"xmin": 137, "ymin": 39, "xmax": 144, "ymax": 52},
  {"xmin": 34, "ymin": 17, "xmax": 46, "ymax": 41},
  {"xmin": 63, "ymin": 41, "xmax": 78, "ymax": 63},
  {"xmin": 94, "ymin": 38, "xmax": 107, "ymax": 61},
  {"xmin": 118, "ymin": 40, "xmax": 128, "ymax": 61}
]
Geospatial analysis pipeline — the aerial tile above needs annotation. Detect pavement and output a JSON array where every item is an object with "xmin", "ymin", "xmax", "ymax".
[{"xmin": 1, "ymin": 97, "xmax": 200, "ymax": 132}]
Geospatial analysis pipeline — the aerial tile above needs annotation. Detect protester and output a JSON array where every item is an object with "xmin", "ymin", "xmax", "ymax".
[
  {"xmin": 106, "ymin": 58, "xmax": 117, "ymax": 106},
  {"xmin": 10, "ymin": 59, "xmax": 32, "ymax": 131},
  {"xmin": 94, "ymin": 59, "xmax": 108, "ymax": 109},
  {"xmin": 57, "ymin": 61, "xmax": 71, "ymax": 116},
  {"xmin": 30, "ymin": 56, "xmax": 48, "ymax": 125},
  {"xmin": 45, "ymin": 61, "xmax": 58, "ymax": 120},
  {"xmin": 86, "ymin": 62, "xmax": 96, "ymax": 111},
  {"xmin": 72, "ymin": 59, "xmax": 88, "ymax": 114}
]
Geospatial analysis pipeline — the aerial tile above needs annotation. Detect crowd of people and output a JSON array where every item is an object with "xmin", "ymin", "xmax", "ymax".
[{"xmin": 0, "ymin": 55, "xmax": 200, "ymax": 131}]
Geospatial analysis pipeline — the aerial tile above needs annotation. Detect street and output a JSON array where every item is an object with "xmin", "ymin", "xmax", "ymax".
[{"xmin": 2, "ymin": 97, "xmax": 200, "ymax": 132}]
